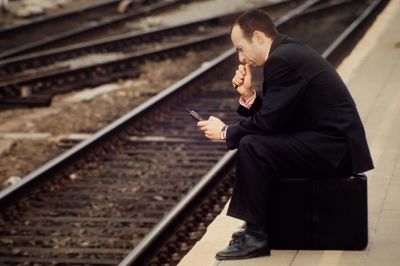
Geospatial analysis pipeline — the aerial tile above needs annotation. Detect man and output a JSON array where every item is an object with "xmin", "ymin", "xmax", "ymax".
[{"xmin": 197, "ymin": 9, "xmax": 373, "ymax": 260}]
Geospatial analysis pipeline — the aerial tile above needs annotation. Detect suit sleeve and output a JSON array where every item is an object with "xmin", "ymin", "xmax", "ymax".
[
  {"xmin": 226, "ymin": 57, "xmax": 305, "ymax": 149},
  {"xmin": 237, "ymin": 94, "xmax": 263, "ymax": 117}
]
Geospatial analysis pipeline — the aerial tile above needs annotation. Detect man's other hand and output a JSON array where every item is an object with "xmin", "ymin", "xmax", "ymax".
[
  {"xmin": 197, "ymin": 116, "xmax": 225, "ymax": 141},
  {"xmin": 232, "ymin": 64, "xmax": 253, "ymax": 98}
]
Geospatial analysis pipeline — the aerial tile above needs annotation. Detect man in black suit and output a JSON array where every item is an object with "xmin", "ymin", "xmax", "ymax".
[{"xmin": 197, "ymin": 9, "xmax": 373, "ymax": 260}]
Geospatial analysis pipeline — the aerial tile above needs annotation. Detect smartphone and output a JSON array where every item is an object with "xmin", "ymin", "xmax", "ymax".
[{"xmin": 185, "ymin": 108, "xmax": 203, "ymax": 121}]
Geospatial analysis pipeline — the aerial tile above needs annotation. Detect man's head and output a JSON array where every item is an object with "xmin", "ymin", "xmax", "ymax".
[{"xmin": 231, "ymin": 9, "xmax": 278, "ymax": 67}]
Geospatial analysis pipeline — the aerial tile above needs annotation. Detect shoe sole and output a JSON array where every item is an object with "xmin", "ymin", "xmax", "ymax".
[{"xmin": 215, "ymin": 249, "xmax": 271, "ymax": 261}]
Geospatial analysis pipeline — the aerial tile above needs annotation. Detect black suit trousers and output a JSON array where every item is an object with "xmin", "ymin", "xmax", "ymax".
[{"xmin": 226, "ymin": 133, "xmax": 352, "ymax": 228}]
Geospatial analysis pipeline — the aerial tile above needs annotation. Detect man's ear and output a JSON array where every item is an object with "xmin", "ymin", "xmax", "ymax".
[{"xmin": 252, "ymin": 31, "xmax": 265, "ymax": 45}]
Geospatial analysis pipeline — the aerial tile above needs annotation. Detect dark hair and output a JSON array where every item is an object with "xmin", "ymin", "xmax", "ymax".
[{"xmin": 232, "ymin": 9, "xmax": 278, "ymax": 41}]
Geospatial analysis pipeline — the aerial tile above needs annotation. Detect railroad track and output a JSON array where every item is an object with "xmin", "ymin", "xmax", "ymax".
[
  {"xmin": 0, "ymin": 0, "xmax": 186, "ymax": 59},
  {"xmin": 0, "ymin": 0, "xmax": 292, "ymax": 79},
  {"xmin": 0, "ymin": 0, "xmax": 389, "ymax": 265},
  {"xmin": 0, "ymin": 0, "xmax": 294, "ymax": 108}
]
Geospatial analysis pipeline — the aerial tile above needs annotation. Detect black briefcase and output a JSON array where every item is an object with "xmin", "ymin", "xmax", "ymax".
[{"xmin": 269, "ymin": 174, "xmax": 368, "ymax": 250}]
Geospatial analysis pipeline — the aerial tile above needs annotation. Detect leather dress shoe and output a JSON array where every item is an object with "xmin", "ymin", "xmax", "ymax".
[
  {"xmin": 231, "ymin": 228, "xmax": 246, "ymax": 240},
  {"xmin": 231, "ymin": 222, "xmax": 247, "ymax": 240},
  {"xmin": 216, "ymin": 233, "xmax": 271, "ymax": 260}
]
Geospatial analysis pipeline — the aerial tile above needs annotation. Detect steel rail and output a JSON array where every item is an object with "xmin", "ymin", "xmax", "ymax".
[
  {"xmin": 0, "ymin": 0, "xmax": 291, "ymax": 77},
  {"xmin": 0, "ymin": 0, "xmax": 187, "ymax": 59},
  {"xmin": 0, "ymin": 31, "xmax": 228, "ymax": 90},
  {"xmin": 0, "ymin": 32, "xmax": 228, "ymax": 108},
  {"xmin": 0, "ymin": 0, "xmax": 120, "ymax": 35},
  {"xmin": 0, "ymin": 46, "xmax": 235, "ymax": 208},
  {"xmin": 0, "ymin": 0, "xmax": 319, "ymax": 242},
  {"xmin": 0, "ymin": 0, "xmax": 389, "ymax": 264},
  {"xmin": 301, "ymin": 0, "xmax": 354, "ymax": 15},
  {"xmin": 0, "ymin": 1, "xmax": 292, "ymax": 107},
  {"xmin": 119, "ymin": 150, "xmax": 237, "ymax": 266},
  {"xmin": 322, "ymin": 0, "xmax": 390, "ymax": 65},
  {"xmin": 118, "ymin": 0, "xmax": 390, "ymax": 264},
  {"xmin": 0, "ymin": 0, "xmax": 319, "ymax": 262}
]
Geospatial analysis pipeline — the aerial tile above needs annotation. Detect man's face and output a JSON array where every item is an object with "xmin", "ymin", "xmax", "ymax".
[{"xmin": 231, "ymin": 25, "xmax": 266, "ymax": 67}]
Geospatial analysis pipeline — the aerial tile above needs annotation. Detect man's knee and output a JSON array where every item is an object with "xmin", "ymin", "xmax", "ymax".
[
  {"xmin": 239, "ymin": 135, "xmax": 258, "ymax": 151},
  {"xmin": 238, "ymin": 135, "xmax": 279, "ymax": 168},
  {"xmin": 239, "ymin": 134, "xmax": 274, "ymax": 151}
]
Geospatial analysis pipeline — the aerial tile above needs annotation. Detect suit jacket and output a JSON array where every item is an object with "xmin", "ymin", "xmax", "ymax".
[{"xmin": 226, "ymin": 34, "xmax": 373, "ymax": 173}]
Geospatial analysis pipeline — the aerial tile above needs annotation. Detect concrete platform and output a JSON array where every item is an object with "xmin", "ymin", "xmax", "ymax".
[{"xmin": 179, "ymin": 0, "xmax": 400, "ymax": 265}]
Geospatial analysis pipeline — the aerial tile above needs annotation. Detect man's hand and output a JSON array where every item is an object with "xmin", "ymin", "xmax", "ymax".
[
  {"xmin": 232, "ymin": 64, "xmax": 253, "ymax": 99},
  {"xmin": 197, "ymin": 116, "xmax": 226, "ymax": 141}
]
